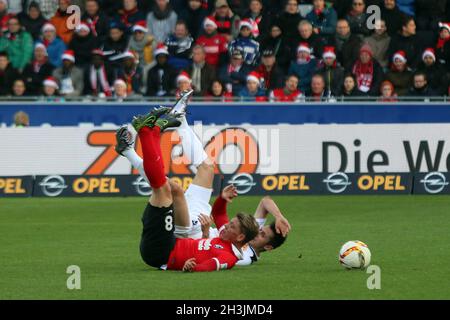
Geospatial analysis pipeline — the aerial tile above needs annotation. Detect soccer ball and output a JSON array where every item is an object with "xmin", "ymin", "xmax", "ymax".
[{"xmin": 339, "ymin": 240, "xmax": 371, "ymax": 269}]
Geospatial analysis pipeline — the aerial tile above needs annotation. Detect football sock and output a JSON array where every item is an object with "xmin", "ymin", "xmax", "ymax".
[
  {"xmin": 138, "ymin": 126, "xmax": 166, "ymax": 189},
  {"xmin": 123, "ymin": 148, "xmax": 149, "ymax": 184},
  {"xmin": 177, "ymin": 116, "xmax": 208, "ymax": 167}
]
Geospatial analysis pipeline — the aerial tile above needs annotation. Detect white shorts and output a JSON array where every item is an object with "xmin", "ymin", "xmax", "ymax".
[{"xmin": 174, "ymin": 183, "xmax": 212, "ymax": 239}]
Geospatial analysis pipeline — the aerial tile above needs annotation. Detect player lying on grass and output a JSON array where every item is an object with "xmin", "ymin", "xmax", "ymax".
[
  {"xmin": 131, "ymin": 106, "xmax": 260, "ymax": 272},
  {"xmin": 116, "ymin": 92, "xmax": 291, "ymax": 266}
]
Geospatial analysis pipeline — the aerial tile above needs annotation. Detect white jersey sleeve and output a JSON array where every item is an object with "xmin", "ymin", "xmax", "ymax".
[{"xmin": 235, "ymin": 245, "xmax": 259, "ymax": 266}]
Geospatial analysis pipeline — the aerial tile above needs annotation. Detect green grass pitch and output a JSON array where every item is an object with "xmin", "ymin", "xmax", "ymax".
[{"xmin": 0, "ymin": 196, "xmax": 449, "ymax": 300}]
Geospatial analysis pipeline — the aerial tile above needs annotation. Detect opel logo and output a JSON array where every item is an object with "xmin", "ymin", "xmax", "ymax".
[
  {"xmin": 132, "ymin": 176, "xmax": 152, "ymax": 196},
  {"xmin": 420, "ymin": 172, "xmax": 449, "ymax": 194},
  {"xmin": 228, "ymin": 173, "xmax": 256, "ymax": 194},
  {"xmin": 39, "ymin": 175, "xmax": 68, "ymax": 197},
  {"xmin": 323, "ymin": 172, "xmax": 351, "ymax": 194}
]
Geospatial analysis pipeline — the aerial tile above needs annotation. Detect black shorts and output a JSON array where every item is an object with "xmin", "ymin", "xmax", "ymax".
[{"xmin": 139, "ymin": 203, "xmax": 176, "ymax": 269}]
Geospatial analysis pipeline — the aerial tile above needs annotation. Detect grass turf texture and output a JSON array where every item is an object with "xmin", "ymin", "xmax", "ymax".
[{"xmin": 0, "ymin": 196, "xmax": 449, "ymax": 300}]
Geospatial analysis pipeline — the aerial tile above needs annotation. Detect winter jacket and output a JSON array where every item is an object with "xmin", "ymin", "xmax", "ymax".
[
  {"xmin": 196, "ymin": 33, "xmax": 228, "ymax": 68},
  {"xmin": 22, "ymin": 60, "xmax": 55, "ymax": 95},
  {"xmin": 238, "ymin": 87, "xmax": 267, "ymax": 101},
  {"xmin": 39, "ymin": 37, "xmax": 67, "ymax": 68},
  {"xmin": 52, "ymin": 66, "xmax": 84, "ymax": 96},
  {"xmin": 228, "ymin": 36, "xmax": 260, "ymax": 67},
  {"xmin": 49, "ymin": 10, "xmax": 74, "ymax": 44},
  {"xmin": 218, "ymin": 63, "xmax": 253, "ymax": 95},
  {"xmin": 316, "ymin": 63, "xmax": 345, "ymax": 95},
  {"xmin": 306, "ymin": 7, "xmax": 338, "ymax": 36},
  {"xmin": 363, "ymin": 33, "xmax": 391, "ymax": 68},
  {"xmin": 146, "ymin": 10, "xmax": 178, "ymax": 43},
  {"xmin": 68, "ymin": 34, "xmax": 101, "ymax": 68},
  {"xmin": 288, "ymin": 58, "xmax": 318, "ymax": 94},
  {"xmin": 0, "ymin": 30, "xmax": 34, "ymax": 71},
  {"xmin": 146, "ymin": 62, "xmax": 177, "ymax": 96},
  {"xmin": 385, "ymin": 69, "xmax": 413, "ymax": 96},
  {"xmin": 165, "ymin": 34, "xmax": 194, "ymax": 70}
]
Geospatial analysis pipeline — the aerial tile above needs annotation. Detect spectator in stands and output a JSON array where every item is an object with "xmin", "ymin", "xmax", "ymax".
[
  {"xmin": 407, "ymin": 71, "xmax": 437, "ymax": 98},
  {"xmin": 50, "ymin": 0, "xmax": 74, "ymax": 44},
  {"xmin": 82, "ymin": 0, "xmax": 110, "ymax": 43},
  {"xmin": 112, "ymin": 78, "xmax": 129, "ymax": 101},
  {"xmin": 316, "ymin": 46, "xmax": 344, "ymax": 95},
  {"xmin": 238, "ymin": 71, "xmax": 267, "ymax": 101},
  {"xmin": 116, "ymin": 50, "xmax": 143, "ymax": 95},
  {"xmin": 363, "ymin": 19, "xmax": 390, "ymax": 68},
  {"xmin": 259, "ymin": 22, "xmax": 291, "ymax": 72},
  {"xmin": 179, "ymin": 0, "xmax": 208, "ymax": 40},
  {"xmin": 18, "ymin": 1, "xmax": 47, "ymax": 41},
  {"xmin": 146, "ymin": 43, "xmax": 177, "ymax": 97},
  {"xmin": 387, "ymin": 15, "xmax": 422, "ymax": 68},
  {"xmin": 39, "ymin": 23, "xmax": 66, "ymax": 68},
  {"xmin": 255, "ymin": 48, "xmax": 285, "ymax": 92},
  {"xmin": 307, "ymin": 73, "xmax": 329, "ymax": 101},
  {"xmin": 218, "ymin": 48, "xmax": 251, "ymax": 96},
  {"xmin": 415, "ymin": 0, "xmax": 447, "ymax": 32},
  {"xmin": 352, "ymin": 44, "xmax": 384, "ymax": 95},
  {"xmin": 288, "ymin": 42, "xmax": 318, "ymax": 95},
  {"xmin": 227, "ymin": 0, "xmax": 249, "ymax": 18},
  {"xmin": 196, "ymin": 16, "xmax": 228, "ymax": 68},
  {"xmin": 306, "ymin": 0, "xmax": 338, "ymax": 37},
  {"xmin": 205, "ymin": 79, "xmax": 233, "ymax": 101},
  {"xmin": 22, "ymin": 43, "xmax": 54, "ymax": 95},
  {"xmin": 13, "ymin": 111, "xmax": 30, "ymax": 127},
  {"xmin": 187, "ymin": 44, "xmax": 217, "ymax": 96},
  {"xmin": 228, "ymin": 19, "xmax": 260, "ymax": 67},
  {"xmin": 385, "ymin": 50, "xmax": 412, "ymax": 96},
  {"xmin": 0, "ymin": 16, "xmax": 33, "ymax": 72},
  {"xmin": 68, "ymin": 22, "xmax": 100, "ymax": 69},
  {"xmin": 0, "ymin": 0, "xmax": 14, "ymax": 33},
  {"xmin": 341, "ymin": 73, "xmax": 365, "ymax": 98},
  {"xmin": 11, "ymin": 78, "xmax": 28, "ymax": 97},
  {"xmin": 345, "ymin": 0, "xmax": 370, "ymax": 38},
  {"xmin": 269, "ymin": 74, "xmax": 303, "ymax": 102},
  {"xmin": 146, "ymin": 0, "xmax": 178, "ymax": 44},
  {"xmin": 175, "ymin": 71, "xmax": 193, "ymax": 98},
  {"xmin": 165, "ymin": 20, "xmax": 194, "ymax": 70},
  {"xmin": 290, "ymin": 20, "xmax": 326, "ymax": 61},
  {"xmin": 435, "ymin": 22, "xmax": 450, "ymax": 70},
  {"xmin": 242, "ymin": 0, "xmax": 272, "ymax": 39},
  {"xmin": 331, "ymin": 19, "xmax": 362, "ymax": 71},
  {"xmin": 381, "ymin": 0, "xmax": 403, "ymax": 37},
  {"xmin": 379, "ymin": 80, "xmax": 398, "ymax": 102},
  {"xmin": 118, "ymin": 0, "xmax": 146, "ymax": 32},
  {"xmin": 52, "ymin": 50, "xmax": 84, "ymax": 96},
  {"xmin": 213, "ymin": 0, "xmax": 240, "ymax": 42},
  {"xmin": 418, "ymin": 48, "xmax": 447, "ymax": 95},
  {"xmin": 32, "ymin": 0, "xmax": 59, "ymax": 20},
  {"xmin": 41, "ymin": 76, "xmax": 61, "ymax": 100},
  {"xmin": 84, "ymin": 49, "xmax": 114, "ymax": 97},
  {"xmin": 277, "ymin": 0, "xmax": 302, "ymax": 41},
  {"xmin": 129, "ymin": 21, "xmax": 154, "ymax": 69},
  {"xmin": 103, "ymin": 21, "xmax": 129, "ymax": 71}
]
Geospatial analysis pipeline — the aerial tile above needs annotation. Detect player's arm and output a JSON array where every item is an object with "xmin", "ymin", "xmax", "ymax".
[
  {"xmin": 198, "ymin": 214, "xmax": 213, "ymax": 239},
  {"xmin": 183, "ymin": 254, "xmax": 237, "ymax": 272},
  {"xmin": 254, "ymin": 196, "xmax": 291, "ymax": 237},
  {"xmin": 210, "ymin": 185, "xmax": 238, "ymax": 230}
]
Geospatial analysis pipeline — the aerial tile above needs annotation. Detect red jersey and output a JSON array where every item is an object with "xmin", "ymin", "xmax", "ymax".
[
  {"xmin": 196, "ymin": 34, "xmax": 228, "ymax": 67},
  {"xmin": 269, "ymin": 88, "xmax": 303, "ymax": 102},
  {"xmin": 167, "ymin": 237, "xmax": 243, "ymax": 271}
]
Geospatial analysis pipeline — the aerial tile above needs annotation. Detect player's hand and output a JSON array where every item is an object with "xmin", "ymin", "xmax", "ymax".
[
  {"xmin": 221, "ymin": 184, "xmax": 238, "ymax": 203},
  {"xmin": 198, "ymin": 214, "xmax": 213, "ymax": 236},
  {"xmin": 275, "ymin": 216, "xmax": 291, "ymax": 237},
  {"xmin": 182, "ymin": 258, "xmax": 197, "ymax": 272}
]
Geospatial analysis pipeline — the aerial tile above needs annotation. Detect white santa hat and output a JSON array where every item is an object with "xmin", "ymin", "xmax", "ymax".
[
  {"xmin": 35, "ymin": 43, "xmax": 48, "ymax": 56},
  {"xmin": 422, "ymin": 48, "xmax": 436, "ymax": 62},
  {"xmin": 177, "ymin": 71, "xmax": 191, "ymax": 84},
  {"xmin": 297, "ymin": 42, "xmax": 311, "ymax": 54},
  {"xmin": 246, "ymin": 71, "xmax": 261, "ymax": 84},
  {"xmin": 43, "ymin": 77, "xmax": 59, "ymax": 89},
  {"xmin": 239, "ymin": 18, "xmax": 253, "ymax": 30},
  {"xmin": 114, "ymin": 79, "xmax": 127, "ymax": 87},
  {"xmin": 322, "ymin": 46, "xmax": 336, "ymax": 59},
  {"xmin": 75, "ymin": 22, "xmax": 91, "ymax": 33},
  {"xmin": 154, "ymin": 43, "xmax": 169, "ymax": 56},
  {"xmin": 62, "ymin": 50, "xmax": 75, "ymax": 63},
  {"xmin": 392, "ymin": 50, "xmax": 407, "ymax": 63},
  {"xmin": 132, "ymin": 21, "xmax": 148, "ymax": 33},
  {"xmin": 203, "ymin": 16, "xmax": 218, "ymax": 29},
  {"xmin": 41, "ymin": 23, "xmax": 56, "ymax": 33},
  {"xmin": 439, "ymin": 22, "xmax": 450, "ymax": 33}
]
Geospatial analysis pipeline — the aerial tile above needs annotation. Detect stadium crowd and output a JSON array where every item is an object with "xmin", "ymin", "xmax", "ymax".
[{"xmin": 1, "ymin": 0, "xmax": 450, "ymax": 102}]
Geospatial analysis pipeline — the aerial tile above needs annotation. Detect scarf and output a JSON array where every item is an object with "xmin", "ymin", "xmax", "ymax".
[
  {"xmin": 90, "ymin": 65, "xmax": 112, "ymax": 97},
  {"xmin": 121, "ymin": 7, "xmax": 138, "ymax": 26},
  {"xmin": 352, "ymin": 59, "xmax": 374, "ymax": 93},
  {"xmin": 437, "ymin": 36, "xmax": 450, "ymax": 49},
  {"xmin": 85, "ymin": 15, "xmax": 99, "ymax": 37}
]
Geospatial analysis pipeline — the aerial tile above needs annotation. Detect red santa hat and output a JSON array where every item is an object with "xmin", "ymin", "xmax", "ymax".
[
  {"xmin": 35, "ymin": 43, "xmax": 48, "ymax": 56},
  {"xmin": 392, "ymin": 50, "xmax": 407, "ymax": 63},
  {"xmin": 246, "ymin": 71, "xmax": 261, "ymax": 84},
  {"xmin": 322, "ymin": 46, "xmax": 336, "ymax": 59},
  {"xmin": 439, "ymin": 22, "xmax": 450, "ymax": 33},
  {"xmin": 154, "ymin": 43, "xmax": 169, "ymax": 56},
  {"xmin": 297, "ymin": 42, "xmax": 311, "ymax": 54},
  {"xmin": 422, "ymin": 48, "xmax": 436, "ymax": 62},
  {"xmin": 239, "ymin": 18, "xmax": 253, "ymax": 30},
  {"xmin": 203, "ymin": 16, "xmax": 218, "ymax": 29},
  {"xmin": 43, "ymin": 77, "xmax": 59, "ymax": 89},
  {"xmin": 62, "ymin": 50, "xmax": 75, "ymax": 63},
  {"xmin": 75, "ymin": 22, "xmax": 90, "ymax": 33},
  {"xmin": 132, "ymin": 21, "xmax": 148, "ymax": 33},
  {"xmin": 177, "ymin": 71, "xmax": 191, "ymax": 84},
  {"xmin": 41, "ymin": 23, "xmax": 56, "ymax": 33}
]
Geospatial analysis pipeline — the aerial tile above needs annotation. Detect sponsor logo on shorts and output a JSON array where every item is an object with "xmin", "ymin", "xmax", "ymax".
[{"xmin": 420, "ymin": 172, "xmax": 449, "ymax": 194}]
